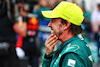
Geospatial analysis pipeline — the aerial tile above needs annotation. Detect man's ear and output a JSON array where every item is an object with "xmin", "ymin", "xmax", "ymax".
[{"xmin": 63, "ymin": 21, "xmax": 71, "ymax": 30}]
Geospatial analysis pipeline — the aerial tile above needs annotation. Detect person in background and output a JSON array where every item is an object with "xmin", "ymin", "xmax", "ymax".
[
  {"xmin": 41, "ymin": 1, "xmax": 92, "ymax": 67},
  {"xmin": 33, "ymin": 0, "xmax": 50, "ymax": 24},
  {"xmin": 91, "ymin": 3, "xmax": 100, "ymax": 37},
  {"xmin": 0, "ymin": 0, "xmax": 27, "ymax": 67},
  {"xmin": 48, "ymin": 0, "xmax": 58, "ymax": 10},
  {"xmin": 16, "ymin": 4, "xmax": 39, "ymax": 67},
  {"xmin": 91, "ymin": 2, "xmax": 100, "ymax": 58},
  {"xmin": 49, "ymin": 0, "xmax": 64, "ymax": 10},
  {"xmin": 81, "ymin": 1, "xmax": 91, "ymax": 43},
  {"xmin": 33, "ymin": 0, "xmax": 51, "ymax": 56}
]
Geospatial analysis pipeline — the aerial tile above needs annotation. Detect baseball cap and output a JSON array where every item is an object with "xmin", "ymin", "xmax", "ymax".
[{"xmin": 42, "ymin": 1, "xmax": 84, "ymax": 26}]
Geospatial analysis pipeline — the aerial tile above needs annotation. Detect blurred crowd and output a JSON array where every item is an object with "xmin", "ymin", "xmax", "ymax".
[{"xmin": 0, "ymin": 0, "xmax": 100, "ymax": 67}]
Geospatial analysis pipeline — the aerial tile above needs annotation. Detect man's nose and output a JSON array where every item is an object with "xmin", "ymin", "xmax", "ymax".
[{"xmin": 48, "ymin": 21, "xmax": 51, "ymax": 27}]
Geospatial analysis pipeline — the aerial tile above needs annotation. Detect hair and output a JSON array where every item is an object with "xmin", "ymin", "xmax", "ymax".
[{"xmin": 61, "ymin": 18, "xmax": 83, "ymax": 35}]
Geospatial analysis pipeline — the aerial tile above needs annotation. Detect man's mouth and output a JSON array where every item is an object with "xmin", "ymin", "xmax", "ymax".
[
  {"xmin": 51, "ymin": 27, "xmax": 53, "ymax": 30},
  {"xmin": 51, "ymin": 27, "xmax": 53, "ymax": 33}
]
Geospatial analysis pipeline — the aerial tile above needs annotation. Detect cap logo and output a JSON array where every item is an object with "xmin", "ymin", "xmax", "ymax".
[
  {"xmin": 45, "ymin": 13, "xmax": 52, "ymax": 16},
  {"xmin": 55, "ymin": 4, "xmax": 60, "ymax": 11}
]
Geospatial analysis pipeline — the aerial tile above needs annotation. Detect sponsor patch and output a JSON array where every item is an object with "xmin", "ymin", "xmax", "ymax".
[{"xmin": 67, "ymin": 59, "xmax": 76, "ymax": 67}]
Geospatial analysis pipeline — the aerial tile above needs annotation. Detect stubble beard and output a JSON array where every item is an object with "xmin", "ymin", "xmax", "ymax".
[{"xmin": 54, "ymin": 24, "xmax": 63, "ymax": 40}]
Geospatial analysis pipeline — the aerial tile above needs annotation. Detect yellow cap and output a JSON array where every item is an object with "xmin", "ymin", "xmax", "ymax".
[{"xmin": 42, "ymin": 1, "xmax": 84, "ymax": 26}]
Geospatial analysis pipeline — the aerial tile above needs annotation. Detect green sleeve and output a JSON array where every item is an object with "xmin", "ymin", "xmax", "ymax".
[
  {"xmin": 42, "ymin": 54, "xmax": 52, "ymax": 67},
  {"xmin": 61, "ymin": 53, "xmax": 85, "ymax": 67}
]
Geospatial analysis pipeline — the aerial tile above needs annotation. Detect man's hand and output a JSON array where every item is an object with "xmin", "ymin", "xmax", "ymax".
[{"xmin": 45, "ymin": 34, "xmax": 58, "ymax": 55}]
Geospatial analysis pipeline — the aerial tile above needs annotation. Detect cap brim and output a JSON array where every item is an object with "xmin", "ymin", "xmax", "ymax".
[{"xmin": 42, "ymin": 11, "xmax": 59, "ymax": 18}]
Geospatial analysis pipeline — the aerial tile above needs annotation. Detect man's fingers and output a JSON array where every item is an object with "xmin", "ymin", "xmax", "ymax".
[
  {"xmin": 47, "ymin": 35, "xmax": 57, "ymax": 43},
  {"xmin": 45, "ymin": 34, "xmax": 58, "ymax": 55},
  {"xmin": 51, "ymin": 40, "xmax": 58, "ymax": 48},
  {"xmin": 48, "ymin": 38, "xmax": 58, "ymax": 46}
]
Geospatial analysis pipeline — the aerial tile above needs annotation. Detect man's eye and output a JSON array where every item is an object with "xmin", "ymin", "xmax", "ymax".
[{"xmin": 52, "ymin": 20, "xmax": 55, "ymax": 22}]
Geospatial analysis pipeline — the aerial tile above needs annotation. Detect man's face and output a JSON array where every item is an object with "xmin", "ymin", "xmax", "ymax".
[
  {"xmin": 48, "ymin": 18, "xmax": 64, "ymax": 38},
  {"xmin": 20, "ymin": 5, "xmax": 29, "ymax": 17}
]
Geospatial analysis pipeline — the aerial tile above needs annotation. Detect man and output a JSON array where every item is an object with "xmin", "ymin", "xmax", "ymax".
[{"xmin": 41, "ymin": 1, "xmax": 92, "ymax": 67}]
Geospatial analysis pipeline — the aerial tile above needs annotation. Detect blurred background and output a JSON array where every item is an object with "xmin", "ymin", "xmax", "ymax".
[{"xmin": 0, "ymin": 0, "xmax": 100, "ymax": 67}]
